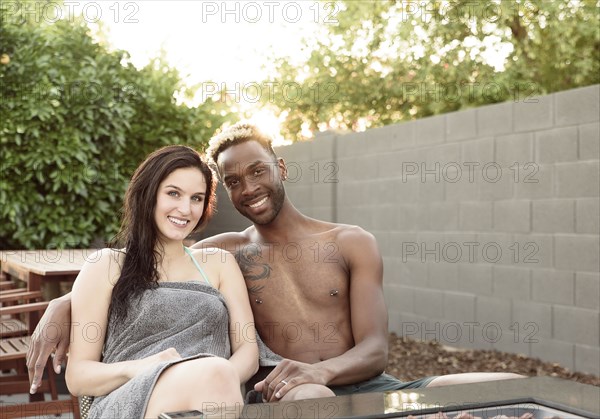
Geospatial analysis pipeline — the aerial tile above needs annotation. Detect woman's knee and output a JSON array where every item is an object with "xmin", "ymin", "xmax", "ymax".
[{"xmin": 284, "ymin": 384, "xmax": 335, "ymax": 401}]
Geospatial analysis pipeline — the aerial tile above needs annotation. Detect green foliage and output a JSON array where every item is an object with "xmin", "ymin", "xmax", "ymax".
[
  {"xmin": 0, "ymin": 6, "xmax": 234, "ymax": 250},
  {"xmin": 263, "ymin": 0, "xmax": 600, "ymax": 140}
]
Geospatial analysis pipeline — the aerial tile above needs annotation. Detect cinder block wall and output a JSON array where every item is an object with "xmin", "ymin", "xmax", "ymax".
[{"xmin": 202, "ymin": 85, "xmax": 600, "ymax": 375}]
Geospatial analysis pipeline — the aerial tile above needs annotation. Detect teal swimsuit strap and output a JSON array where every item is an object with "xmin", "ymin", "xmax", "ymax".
[{"xmin": 183, "ymin": 246, "xmax": 212, "ymax": 286}]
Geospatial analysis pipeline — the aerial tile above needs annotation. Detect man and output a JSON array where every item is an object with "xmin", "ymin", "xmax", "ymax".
[{"xmin": 27, "ymin": 122, "xmax": 521, "ymax": 401}]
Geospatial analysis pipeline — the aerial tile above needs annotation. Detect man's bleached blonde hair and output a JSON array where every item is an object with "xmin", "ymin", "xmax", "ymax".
[{"xmin": 206, "ymin": 122, "xmax": 277, "ymax": 167}]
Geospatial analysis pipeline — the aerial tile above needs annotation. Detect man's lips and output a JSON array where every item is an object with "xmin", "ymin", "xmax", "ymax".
[{"xmin": 245, "ymin": 196, "xmax": 269, "ymax": 208}]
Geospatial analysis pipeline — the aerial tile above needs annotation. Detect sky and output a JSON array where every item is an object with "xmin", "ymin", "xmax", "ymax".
[
  {"xmin": 81, "ymin": 0, "xmax": 327, "ymax": 140},
  {"xmin": 87, "ymin": 3, "xmax": 319, "ymax": 88}
]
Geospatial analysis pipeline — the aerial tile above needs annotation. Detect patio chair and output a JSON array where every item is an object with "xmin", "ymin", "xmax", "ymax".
[{"xmin": 0, "ymin": 300, "xmax": 80, "ymax": 419}]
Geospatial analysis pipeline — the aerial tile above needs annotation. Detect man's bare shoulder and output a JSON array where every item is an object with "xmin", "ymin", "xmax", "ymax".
[
  {"xmin": 191, "ymin": 227, "xmax": 254, "ymax": 252},
  {"xmin": 321, "ymin": 222, "xmax": 376, "ymax": 245}
]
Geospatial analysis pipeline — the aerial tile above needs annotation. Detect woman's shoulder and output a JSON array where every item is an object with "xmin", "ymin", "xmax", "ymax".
[{"xmin": 76, "ymin": 248, "xmax": 124, "ymax": 286}]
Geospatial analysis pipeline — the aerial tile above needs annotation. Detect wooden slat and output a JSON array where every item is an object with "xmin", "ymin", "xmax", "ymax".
[
  {"xmin": 0, "ymin": 318, "xmax": 27, "ymax": 337},
  {"xmin": 0, "ymin": 301, "xmax": 48, "ymax": 316},
  {"xmin": 0, "ymin": 336, "xmax": 30, "ymax": 361},
  {"xmin": 0, "ymin": 291, "xmax": 42, "ymax": 304}
]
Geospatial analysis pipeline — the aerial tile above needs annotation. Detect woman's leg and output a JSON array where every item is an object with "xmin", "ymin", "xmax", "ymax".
[
  {"xmin": 145, "ymin": 357, "xmax": 243, "ymax": 418},
  {"xmin": 427, "ymin": 372, "xmax": 524, "ymax": 387}
]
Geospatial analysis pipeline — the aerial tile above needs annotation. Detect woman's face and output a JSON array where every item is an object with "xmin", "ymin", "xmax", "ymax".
[{"xmin": 154, "ymin": 167, "xmax": 207, "ymax": 243}]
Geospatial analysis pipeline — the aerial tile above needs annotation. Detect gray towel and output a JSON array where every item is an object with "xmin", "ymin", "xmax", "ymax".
[
  {"xmin": 88, "ymin": 281, "xmax": 232, "ymax": 418},
  {"xmin": 86, "ymin": 281, "xmax": 283, "ymax": 418}
]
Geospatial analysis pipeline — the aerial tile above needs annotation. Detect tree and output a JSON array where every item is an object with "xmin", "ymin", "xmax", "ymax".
[
  {"xmin": 0, "ymin": 4, "xmax": 233, "ymax": 249},
  {"xmin": 262, "ymin": 0, "xmax": 600, "ymax": 140}
]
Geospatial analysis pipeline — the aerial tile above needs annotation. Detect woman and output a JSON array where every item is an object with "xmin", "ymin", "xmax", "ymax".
[{"xmin": 66, "ymin": 145, "xmax": 258, "ymax": 418}]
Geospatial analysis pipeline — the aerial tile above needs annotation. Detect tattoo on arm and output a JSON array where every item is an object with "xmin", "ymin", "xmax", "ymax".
[{"xmin": 235, "ymin": 248, "xmax": 271, "ymax": 295}]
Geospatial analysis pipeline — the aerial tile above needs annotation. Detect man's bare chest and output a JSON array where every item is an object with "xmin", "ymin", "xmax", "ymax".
[{"xmin": 234, "ymin": 240, "xmax": 348, "ymax": 305}]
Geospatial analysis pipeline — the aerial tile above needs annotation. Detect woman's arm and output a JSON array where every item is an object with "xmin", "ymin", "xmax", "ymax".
[
  {"xmin": 66, "ymin": 249, "xmax": 181, "ymax": 396},
  {"xmin": 212, "ymin": 249, "xmax": 259, "ymax": 383}
]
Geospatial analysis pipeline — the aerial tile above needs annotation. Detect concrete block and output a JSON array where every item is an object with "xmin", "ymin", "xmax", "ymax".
[
  {"xmin": 556, "ymin": 161, "xmax": 600, "ymax": 198},
  {"xmin": 443, "ymin": 292, "xmax": 476, "ymax": 323},
  {"xmin": 512, "ymin": 300, "xmax": 552, "ymax": 339},
  {"xmin": 445, "ymin": 167, "xmax": 481, "ymax": 201},
  {"xmin": 575, "ymin": 272, "xmax": 600, "ymax": 310},
  {"xmin": 479, "ymin": 167, "xmax": 514, "ymax": 200},
  {"xmin": 396, "ymin": 205, "xmax": 418, "ymax": 232},
  {"xmin": 555, "ymin": 234, "xmax": 600, "ymax": 272},
  {"xmin": 373, "ymin": 205, "xmax": 399, "ymax": 231},
  {"xmin": 477, "ymin": 101, "xmax": 513, "ymax": 136},
  {"xmin": 477, "ymin": 232, "xmax": 515, "ymax": 266},
  {"xmin": 555, "ymin": 85, "xmax": 600, "ymax": 126},
  {"xmin": 398, "ymin": 260, "xmax": 428, "ymax": 286},
  {"xmin": 459, "ymin": 201, "xmax": 493, "ymax": 231},
  {"xmin": 514, "ymin": 164, "xmax": 554, "ymax": 199},
  {"xmin": 535, "ymin": 127, "xmax": 578, "ymax": 164},
  {"xmin": 414, "ymin": 288, "xmax": 444, "ymax": 318},
  {"xmin": 428, "ymin": 261, "xmax": 459, "ymax": 290},
  {"xmin": 416, "ymin": 114, "xmax": 446, "ymax": 145},
  {"xmin": 383, "ymin": 284, "xmax": 414, "ymax": 314},
  {"xmin": 337, "ymin": 134, "xmax": 367, "ymax": 159},
  {"xmin": 576, "ymin": 198, "xmax": 600, "ymax": 234},
  {"xmin": 514, "ymin": 93, "xmax": 553, "ymax": 132},
  {"xmin": 575, "ymin": 344, "xmax": 600, "ymax": 375},
  {"xmin": 493, "ymin": 265, "xmax": 531, "ymax": 300},
  {"xmin": 491, "ymin": 325, "xmax": 531, "ymax": 357},
  {"xmin": 532, "ymin": 199, "xmax": 575, "ymax": 233},
  {"xmin": 392, "ymin": 121, "xmax": 417, "ymax": 150},
  {"xmin": 457, "ymin": 264, "xmax": 493, "ymax": 295},
  {"xmin": 363, "ymin": 125, "xmax": 395, "ymax": 154},
  {"xmin": 495, "ymin": 133, "xmax": 533, "ymax": 168},
  {"xmin": 512, "ymin": 234, "xmax": 553, "ymax": 268},
  {"xmin": 461, "ymin": 137, "xmax": 494, "ymax": 164},
  {"xmin": 309, "ymin": 136, "xmax": 335, "ymax": 162},
  {"xmin": 417, "ymin": 174, "xmax": 445, "ymax": 202},
  {"xmin": 336, "ymin": 157, "xmax": 357, "ymax": 182},
  {"xmin": 419, "ymin": 143, "xmax": 462, "ymax": 167},
  {"xmin": 446, "ymin": 108, "xmax": 477, "ymax": 141},
  {"xmin": 311, "ymin": 183, "xmax": 334, "ymax": 208},
  {"xmin": 476, "ymin": 296, "xmax": 512, "ymax": 329},
  {"xmin": 428, "ymin": 201, "xmax": 459, "ymax": 231},
  {"xmin": 531, "ymin": 269, "xmax": 574, "ymax": 305},
  {"xmin": 493, "ymin": 200, "xmax": 531, "ymax": 233},
  {"xmin": 578, "ymin": 122, "xmax": 600, "ymax": 160},
  {"xmin": 530, "ymin": 338, "xmax": 574, "ymax": 371},
  {"xmin": 553, "ymin": 305, "xmax": 600, "ymax": 346}
]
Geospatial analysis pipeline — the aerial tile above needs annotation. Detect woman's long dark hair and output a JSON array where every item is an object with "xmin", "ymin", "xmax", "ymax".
[{"xmin": 108, "ymin": 145, "xmax": 216, "ymax": 324}]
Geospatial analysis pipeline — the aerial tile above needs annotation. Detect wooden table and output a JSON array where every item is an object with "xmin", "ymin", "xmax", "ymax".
[{"xmin": 0, "ymin": 249, "xmax": 96, "ymax": 293}]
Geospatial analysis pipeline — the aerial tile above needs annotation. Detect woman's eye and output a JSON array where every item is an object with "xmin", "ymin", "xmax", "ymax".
[
  {"xmin": 168, "ymin": 191, "xmax": 179, "ymax": 197},
  {"xmin": 192, "ymin": 195, "xmax": 203, "ymax": 202}
]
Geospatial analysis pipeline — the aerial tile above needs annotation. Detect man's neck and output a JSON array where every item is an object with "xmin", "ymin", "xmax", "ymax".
[{"xmin": 252, "ymin": 198, "xmax": 308, "ymax": 242}]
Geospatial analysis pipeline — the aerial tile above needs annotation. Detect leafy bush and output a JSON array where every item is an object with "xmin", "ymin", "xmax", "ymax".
[{"xmin": 0, "ymin": 7, "xmax": 233, "ymax": 249}]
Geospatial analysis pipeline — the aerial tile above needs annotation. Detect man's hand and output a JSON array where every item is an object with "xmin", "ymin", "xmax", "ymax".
[
  {"xmin": 26, "ymin": 294, "xmax": 72, "ymax": 394},
  {"xmin": 254, "ymin": 359, "xmax": 329, "ymax": 402}
]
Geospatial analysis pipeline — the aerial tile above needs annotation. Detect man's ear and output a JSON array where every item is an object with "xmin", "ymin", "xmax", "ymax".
[{"xmin": 277, "ymin": 158, "xmax": 287, "ymax": 180}]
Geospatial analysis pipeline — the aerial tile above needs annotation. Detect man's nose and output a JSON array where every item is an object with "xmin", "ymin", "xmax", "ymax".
[{"xmin": 241, "ymin": 177, "xmax": 259, "ymax": 196}]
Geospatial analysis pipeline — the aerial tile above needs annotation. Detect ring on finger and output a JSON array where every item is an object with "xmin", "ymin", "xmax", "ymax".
[{"xmin": 280, "ymin": 379, "xmax": 288, "ymax": 385}]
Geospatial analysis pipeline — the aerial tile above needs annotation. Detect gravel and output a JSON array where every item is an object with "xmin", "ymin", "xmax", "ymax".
[{"xmin": 386, "ymin": 333, "xmax": 599, "ymax": 387}]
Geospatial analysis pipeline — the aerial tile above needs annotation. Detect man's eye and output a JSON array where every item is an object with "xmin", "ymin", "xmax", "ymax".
[
  {"xmin": 227, "ymin": 180, "xmax": 239, "ymax": 188},
  {"xmin": 253, "ymin": 168, "xmax": 265, "ymax": 176}
]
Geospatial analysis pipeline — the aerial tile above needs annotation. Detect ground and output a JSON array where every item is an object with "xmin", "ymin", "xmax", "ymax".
[{"xmin": 386, "ymin": 333, "xmax": 599, "ymax": 387}]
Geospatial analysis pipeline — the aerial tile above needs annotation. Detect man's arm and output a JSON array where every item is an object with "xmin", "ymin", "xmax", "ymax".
[
  {"xmin": 27, "ymin": 292, "xmax": 73, "ymax": 393},
  {"xmin": 257, "ymin": 227, "xmax": 388, "ymax": 401}
]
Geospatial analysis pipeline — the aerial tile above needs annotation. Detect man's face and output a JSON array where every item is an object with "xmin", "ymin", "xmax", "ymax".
[{"xmin": 218, "ymin": 141, "xmax": 286, "ymax": 225}]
